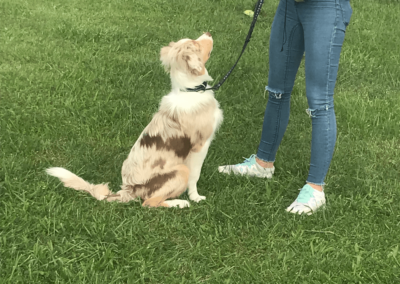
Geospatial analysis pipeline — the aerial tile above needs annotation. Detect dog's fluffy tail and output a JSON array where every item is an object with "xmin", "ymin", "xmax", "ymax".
[{"xmin": 46, "ymin": 167, "xmax": 112, "ymax": 200}]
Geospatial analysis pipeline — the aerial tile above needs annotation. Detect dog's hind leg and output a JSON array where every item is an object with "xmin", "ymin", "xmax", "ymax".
[
  {"xmin": 105, "ymin": 187, "xmax": 138, "ymax": 203},
  {"xmin": 142, "ymin": 196, "xmax": 169, "ymax": 207},
  {"xmin": 106, "ymin": 194, "xmax": 123, "ymax": 202},
  {"xmin": 142, "ymin": 164, "xmax": 190, "ymax": 208}
]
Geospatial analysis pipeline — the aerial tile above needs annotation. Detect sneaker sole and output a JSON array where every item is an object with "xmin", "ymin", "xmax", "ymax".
[{"xmin": 218, "ymin": 167, "xmax": 273, "ymax": 178}]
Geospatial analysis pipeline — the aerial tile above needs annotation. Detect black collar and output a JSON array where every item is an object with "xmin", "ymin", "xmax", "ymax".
[{"xmin": 181, "ymin": 81, "xmax": 208, "ymax": 93}]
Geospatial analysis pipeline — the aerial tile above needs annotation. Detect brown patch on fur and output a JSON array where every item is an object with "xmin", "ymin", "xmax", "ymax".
[
  {"xmin": 140, "ymin": 134, "xmax": 163, "ymax": 148},
  {"xmin": 167, "ymin": 136, "xmax": 192, "ymax": 158},
  {"xmin": 140, "ymin": 134, "xmax": 192, "ymax": 159},
  {"xmin": 146, "ymin": 171, "xmax": 177, "ymax": 196},
  {"xmin": 122, "ymin": 164, "xmax": 189, "ymax": 202},
  {"xmin": 173, "ymin": 102, "xmax": 216, "ymax": 153},
  {"xmin": 133, "ymin": 171, "xmax": 177, "ymax": 198},
  {"xmin": 151, "ymin": 158, "xmax": 166, "ymax": 169}
]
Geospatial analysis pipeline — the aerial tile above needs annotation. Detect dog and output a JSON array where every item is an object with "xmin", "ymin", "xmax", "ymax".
[{"xmin": 46, "ymin": 32, "xmax": 223, "ymax": 208}]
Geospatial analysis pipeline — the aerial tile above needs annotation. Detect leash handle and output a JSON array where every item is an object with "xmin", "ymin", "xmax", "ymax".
[{"xmin": 206, "ymin": 0, "xmax": 264, "ymax": 91}]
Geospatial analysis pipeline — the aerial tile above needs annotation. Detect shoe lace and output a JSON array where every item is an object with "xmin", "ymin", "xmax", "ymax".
[
  {"xmin": 297, "ymin": 186, "xmax": 315, "ymax": 203},
  {"xmin": 239, "ymin": 154, "xmax": 256, "ymax": 167}
]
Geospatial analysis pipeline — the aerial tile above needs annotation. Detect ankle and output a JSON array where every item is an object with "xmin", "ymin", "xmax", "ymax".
[
  {"xmin": 255, "ymin": 157, "xmax": 274, "ymax": 169},
  {"xmin": 307, "ymin": 183, "xmax": 324, "ymax": 192}
]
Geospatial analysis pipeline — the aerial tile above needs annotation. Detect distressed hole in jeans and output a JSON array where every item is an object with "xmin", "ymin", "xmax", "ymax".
[
  {"xmin": 306, "ymin": 105, "xmax": 329, "ymax": 118},
  {"xmin": 265, "ymin": 86, "xmax": 284, "ymax": 99},
  {"xmin": 306, "ymin": 108, "xmax": 316, "ymax": 118},
  {"xmin": 273, "ymin": 93, "xmax": 282, "ymax": 99}
]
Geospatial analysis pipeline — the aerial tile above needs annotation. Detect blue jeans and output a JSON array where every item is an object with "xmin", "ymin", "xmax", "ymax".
[{"xmin": 256, "ymin": 0, "xmax": 353, "ymax": 185}]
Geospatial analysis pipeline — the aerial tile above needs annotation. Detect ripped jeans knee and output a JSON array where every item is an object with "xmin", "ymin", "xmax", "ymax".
[
  {"xmin": 306, "ymin": 105, "xmax": 330, "ymax": 118},
  {"xmin": 265, "ymin": 86, "xmax": 287, "ymax": 101}
]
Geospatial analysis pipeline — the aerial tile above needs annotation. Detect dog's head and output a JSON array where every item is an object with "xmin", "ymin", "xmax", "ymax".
[{"xmin": 160, "ymin": 32, "xmax": 213, "ymax": 77}]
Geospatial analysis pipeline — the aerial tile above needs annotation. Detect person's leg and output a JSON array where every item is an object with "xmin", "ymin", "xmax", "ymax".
[
  {"xmin": 286, "ymin": 0, "xmax": 352, "ymax": 214},
  {"xmin": 219, "ymin": 0, "xmax": 305, "ymax": 177},
  {"xmin": 256, "ymin": 0, "xmax": 305, "ymax": 166},
  {"xmin": 303, "ymin": 0, "xmax": 352, "ymax": 188}
]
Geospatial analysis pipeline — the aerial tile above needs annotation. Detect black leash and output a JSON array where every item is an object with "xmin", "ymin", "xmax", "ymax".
[{"xmin": 186, "ymin": 0, "xmax": 265, "ymax": 92}]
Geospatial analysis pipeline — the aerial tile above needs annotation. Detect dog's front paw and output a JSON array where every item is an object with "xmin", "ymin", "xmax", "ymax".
[
  {"xmin": 189, "ymin": 194, "xmax": 206, "ymax": 203},
  {"xmin": 165, "ymin": 200, "xmax": 190, "ymax": 208}
]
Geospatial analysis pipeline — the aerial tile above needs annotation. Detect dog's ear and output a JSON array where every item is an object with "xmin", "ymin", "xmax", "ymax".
[
  {"xmin": 160, "ymin": 41, "xmax": 175, "ymax": 73},
  {"xmin": 181, "ymin": 41, "xmax": 205, "ymax": 76}
]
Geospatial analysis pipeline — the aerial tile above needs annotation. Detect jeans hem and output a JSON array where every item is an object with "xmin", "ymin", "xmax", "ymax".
[
  {"xmin": 306, "ymin": 180, "xmax": 326, "ymax": 187},
  {"xmin": 255, "ymin": 155, "xmax": 275, "ymax": 163}
]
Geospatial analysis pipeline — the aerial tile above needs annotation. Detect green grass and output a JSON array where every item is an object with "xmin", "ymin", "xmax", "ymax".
[{"xmin": 1, "ymin": 0, "xmax": 400, "ymax": 282}]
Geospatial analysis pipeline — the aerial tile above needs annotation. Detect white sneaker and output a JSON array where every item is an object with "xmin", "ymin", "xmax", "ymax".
[
  {"xmin": 286, "ymin": 184, "xmax": 326, "ymax": 215},
  {"xmin": 218, "ymin": 154, "xmax": 275, "ymax": 178}
]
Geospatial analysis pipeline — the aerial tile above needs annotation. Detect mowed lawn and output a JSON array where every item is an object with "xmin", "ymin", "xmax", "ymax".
[{"xmin": 1, "ymin": 0, "xmax": 399, "ymax": 282}]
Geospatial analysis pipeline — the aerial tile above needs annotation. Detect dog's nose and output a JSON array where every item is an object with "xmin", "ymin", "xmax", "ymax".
[{"xmin": 204, "ymin": 32, "xmax": 212, "ymax": 37}]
